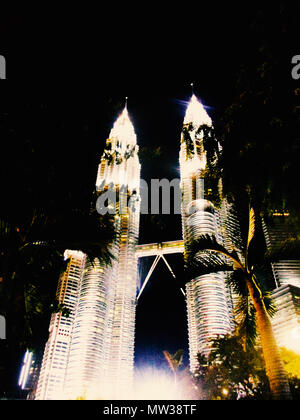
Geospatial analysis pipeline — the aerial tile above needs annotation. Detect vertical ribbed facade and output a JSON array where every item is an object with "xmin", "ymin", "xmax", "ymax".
[
  {"xmin": 180, "ymin": 95, "xmax": 232, "ymax": 370},
  {"xmin": 36, "ymin": 106, "xmax": 140, "ymax": 400},
  {"xmin": 263, "ymin": 215, "xmax": 300, "ymax": 288},
  {"xmin": 96, "ymin": 106, "xmax": 140, "ymax": 399},
  {"xmin": 64, "ymin": 259, "xmax": 113, "ymax": 399},
  {"xmin": 65, "ymin": 105, "xmax": 140, "ymax": 399},
  {"xmin": 218, "ymin": 199, "xmax": 243, "ymax": 326},
  {"xmin": 35, "ymin": 250, "xmax": 86, "ymax": 400},
  {"xmin": 271, "ymin": 284, "xmax": 300, "ymax": 354}
]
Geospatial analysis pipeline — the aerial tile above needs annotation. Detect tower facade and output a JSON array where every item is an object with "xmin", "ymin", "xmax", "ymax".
[
  {"xmin": 94, "ymin": 105, "xmax": 141, "ymax": 398},
  {"xmin": 36, "ymin": 106, "xmax": 140, "ymax": 400},
  {"xmin": 271, "ymin": 284, "xmax": 300, "ymax": 354},
  {"xmin": 66, "ymin": 105, "xmax": 140, "ymax": 399},
  {"xmin": 180, "ymin": 95, "xmax": 233, "ymax": 370},
  {"xmin": 263, "ymin": 214, "xmax": 300, "ymax": 289},
  {"xmin": 36, "ymin": 250, "xmax": 86, "ymax": 400},
  {"xmin": 262, "ymin": 214, "xmax": 300, "ymax": 352}
]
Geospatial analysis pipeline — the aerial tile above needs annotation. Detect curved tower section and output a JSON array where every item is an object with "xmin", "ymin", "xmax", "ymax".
[{"xmin": 180, "ymin": 95, "xmax": 232, "ymax": 371}]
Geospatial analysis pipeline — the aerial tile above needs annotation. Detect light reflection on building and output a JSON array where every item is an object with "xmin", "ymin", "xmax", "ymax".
[{"xmin": 272, "ymin": 284, "xmax": 300, "ymax": 354}]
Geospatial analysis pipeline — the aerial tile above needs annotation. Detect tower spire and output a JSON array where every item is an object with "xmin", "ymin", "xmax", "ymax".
[
  {"xmin": 190, "ymin": 82, "xmax": 194, "ymax": 96},
  {"xmin": 109, "ymin": 100, "xmax": 137, "ymax": 147},
  {"xmin": 184, "ymin": 93, "xmax": 212, "ymax": 127}
]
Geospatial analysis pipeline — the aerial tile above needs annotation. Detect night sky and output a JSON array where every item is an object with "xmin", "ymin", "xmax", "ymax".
[{"xmin": 1, "ymin": 4, "xmax": 296, "ymax": 376}]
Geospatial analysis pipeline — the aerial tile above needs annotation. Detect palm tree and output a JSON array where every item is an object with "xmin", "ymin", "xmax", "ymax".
[
  {"xmin": 0, "ymin": 207, "xmax": 116, "ymax": 395},
  {"xmin": 184, "ymin": 205, "xmax": 292, "ymax": 400},
  {"xmin": 163, "ymin": 349, "xmax": 184, "ymax": 385}
]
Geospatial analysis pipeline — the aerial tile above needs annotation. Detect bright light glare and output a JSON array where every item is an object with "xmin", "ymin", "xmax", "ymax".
[
  {"xmin": 131, "ymin": 367, "xmax": 187, "ymax": 400},
  {"xmin": 222, "ymin": 388, "xmax": 229, "ymax": 396},
  {"xmin": 110, "ymin": 106, "xmax": 137, "ymax": 149},
  {"xmin": 18, "ymin": 350, "xmax": 33, "ymax": 390},
  {"xmin": 184, "ymin": 95, "xmax": 212, "ymax": 127},
  {"xmin": 281, "ymin": 327, "xmax": 300, "ymax": 354}
]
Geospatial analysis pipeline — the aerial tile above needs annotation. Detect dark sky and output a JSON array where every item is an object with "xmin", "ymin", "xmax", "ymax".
[{"xmin": 1, "ymin": 4, "xmax": 296, "ymax": 374}]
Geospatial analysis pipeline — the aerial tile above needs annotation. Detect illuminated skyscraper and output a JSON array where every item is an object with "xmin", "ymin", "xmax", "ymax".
[
  {"xmin": 93, "ymin": 104, "xmax": 141, "ymax": 399},
  {"xmin": 262, "ymin": 214, "xmax": 300, "ymax": 352},
  {"xmin": 36, "ymin": 105, "xmax": 140, "ymax": 400},
  {"xmin": 271, "ymin": 284, "xmax": 300, "ymax": 354},
  {"xmin": 35, "ymin": 250, "xmax": 86, "ymax": 400},
  {"xmin": 263, "ymin": 214, "xmax": 300, "ymax": 289},
  {"xmin": 180, "ymin": 95, "xmax": 233, "ymax": 370}
]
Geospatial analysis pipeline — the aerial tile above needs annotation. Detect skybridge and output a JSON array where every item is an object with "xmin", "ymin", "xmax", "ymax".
[{"xmin": 136, "ymin": 240, "xmax": 185, "ymax": 300}]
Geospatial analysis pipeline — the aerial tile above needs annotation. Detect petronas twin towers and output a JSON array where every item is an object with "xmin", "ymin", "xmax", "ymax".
[{"xmin": 36, "ymin": 96, "xmax": 234, "ymax": 400}]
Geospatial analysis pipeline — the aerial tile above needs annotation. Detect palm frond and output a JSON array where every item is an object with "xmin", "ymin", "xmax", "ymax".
[
  {"xmin": 20, "ymin": 210, "xmax": 117, "ymax": 267},
  {"xmin": 182, "ymin": 124, "xmax": 195, "ymax": 159},
  {"xmin": 186, "ymin": 234, "xmax": 242, "ymax": 268},
  {"xmin": 163, "ymin": 351, "xmax": 176, "ymax": 373},
  {"xmin": 173, "ymin": 349, "xmax": 184, "ymax": 365},
  {"xmin": 163, "ymin": 349, "xmax": 184, "ymax": 373},
  {"xmin": 184, "ymin": 251, "xmax": 233, "ymax": 283},
  {"xmin": 0, "ymin": 219, "xmax": 13, "ymax": 239},
  {"xmin": 235, "ymin": 296, "xmax": 257, "ymax": 348},
  {"xmin": 0, "ymin": 219, "xmax": 20, "ymax": 252},
  {"xmin": 253, "ymin": 264, "xmax": 275, "ymax": 297},
  {"xmin": 226, "ymin": 269, "xmax": 248, "ymax": 297},
  {"xmin": 20, "ymin": 239, "xmax": 115, "ymax": 268},
  {"xmin": 222, "ymin": 202, "xmax": 245, "ymax": 254},
  {"xmin": 262, "ymin": 291, "xmax": 277, "ymax": 319},
  {"xmin": 247, "ymin": 207, "xmax": 256, "ymax": 252},
  {"xmin": 196, "ymin": 124, "xmax": 220, "ymax": 169}
]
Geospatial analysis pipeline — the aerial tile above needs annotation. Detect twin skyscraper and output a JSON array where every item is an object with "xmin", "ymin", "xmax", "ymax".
[{"xmin": 35, "ymin": 95, "xmax": 299, "ymax": 400}]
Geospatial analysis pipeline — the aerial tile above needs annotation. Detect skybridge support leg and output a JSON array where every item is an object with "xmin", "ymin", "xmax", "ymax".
[
  {"xmin": 137, "ymin": 255, "xmax": 161, "ymax": 301},
  {"xmin": 161, "ymin": 255, "xmax": 186, "ymax": 297}
]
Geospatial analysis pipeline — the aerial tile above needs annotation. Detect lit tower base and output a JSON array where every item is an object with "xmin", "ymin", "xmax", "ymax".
[{"xmin": 271, "ymin": 284, "xmax": 300, "ymax": 354}]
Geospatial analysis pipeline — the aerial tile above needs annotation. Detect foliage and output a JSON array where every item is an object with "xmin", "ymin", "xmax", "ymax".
[
  {"xmin": 0, "ymin": 209, "xmax": 116, "ymax": 349},
  {"xmin": 181, "ymin": 123, "xmax": 195, "ymax": 159},
  {"xmin": 287, "ymin": 376, "xmax": 300, "ymax": 400},
  {"xmin": 51, "ymin": 301, "xmax": 71, "ymax": 318},
  {"xmin": 193, "ymin": 333, "xmax": 271, "ymax": 400},
  {"xmin": 199, "ymin": 6, "xmax": 300, "ymax": 223},
  {"xmin": 138, "ymin": 145, "xmax": 163, "ymax": 165},
  {"xmin": 196, "ymin": 124, "xmax": 220, "ymax": 172},
  {"xmin": 0, "ymin": 209, "xmax": 116, "ymax": 397},
  {"xmin": 103, "ymin": 143, "xmax": 137, "ymax": 166},
  {"xmin": 193, "ymin": 336, "xmax": 300, "ymax": 400}
]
